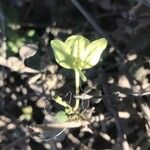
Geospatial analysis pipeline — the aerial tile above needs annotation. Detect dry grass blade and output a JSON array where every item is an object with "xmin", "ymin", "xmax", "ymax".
[
  {"xmin": 28, "ymin": 74, "xmax": 42, "ymax": 84},
  {"xmin": 29, "ymin": 121, "xmax": 90, "ymax": 133}
]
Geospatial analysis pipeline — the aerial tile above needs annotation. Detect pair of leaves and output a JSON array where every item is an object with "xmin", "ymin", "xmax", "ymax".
[{"xmin": 51, "ymin": 35, "xmax": 107, "ymax": 81}]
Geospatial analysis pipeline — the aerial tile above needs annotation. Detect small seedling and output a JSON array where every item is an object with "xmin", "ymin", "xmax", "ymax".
[{"xmin": 51, "ymin": 35, "xmax": 107, "ymax": 123}]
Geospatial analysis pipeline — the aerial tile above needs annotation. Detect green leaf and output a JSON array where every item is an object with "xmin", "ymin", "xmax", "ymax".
[
  {"xmin": 51, "ymin": 40, "xmax": 73, "ymax": 69},
  {"xmin": 81, "ymin": 38, "xmax": 107, "ymax": 69},
  {"xmin": 27, "ymin": 30, "xmax": 35, "ymax": 37},
  {"xmin": 54, "ymin": 96, "xmax": 72, "ymax": 110},
  {"xmin": 8, "ymin": 41, "xmax": 18, "ymax": 53},
  {"xmin": 55, "ymin": 111, "xmax": 69, "ymax": 123},
  {"xmin": 65, "ymin": 35, "xmax": 90, "ymax": 60},
  {"xmin": 51, "ymin": 35, "xmax": 107, "ymax": 81}
]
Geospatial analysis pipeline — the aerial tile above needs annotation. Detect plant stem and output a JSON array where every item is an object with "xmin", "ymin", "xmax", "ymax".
[{"xmin": 74, "ymin": 69, "xmax": 80, "ymax": 111}]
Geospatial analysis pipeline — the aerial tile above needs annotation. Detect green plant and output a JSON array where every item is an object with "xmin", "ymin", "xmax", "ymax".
[{"xmin": 51, "ymin": 35, "xmax": 107, "ymax": 122}]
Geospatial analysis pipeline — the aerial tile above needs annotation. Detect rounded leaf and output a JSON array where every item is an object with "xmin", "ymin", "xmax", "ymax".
[
  {"xmin": 81, "ymin": 38, "xmax": 107, "ymax": 69},
  {"xmin": 55, "ymin": 111, "xmax": 69, "ymax": 123},
  {"xmin": 51, "ymin": 40, "xmax": 73, "ymax": 69},
  {"xmin": 65, "ymin": 35, "xmax": 90, "ymax": 60}
]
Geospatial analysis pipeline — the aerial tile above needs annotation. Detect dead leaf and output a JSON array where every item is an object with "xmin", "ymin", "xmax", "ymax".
[
  {"xmin": 6, "ymin": 56, "xmax": 39, "ymax": 73},
  {"xmin": 7, "ymin": 57, "xmax": 25, "ymax": 72},
  {"xmin": 19, "ymin": 44, "xmax": 37, "ymax": 61}
]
